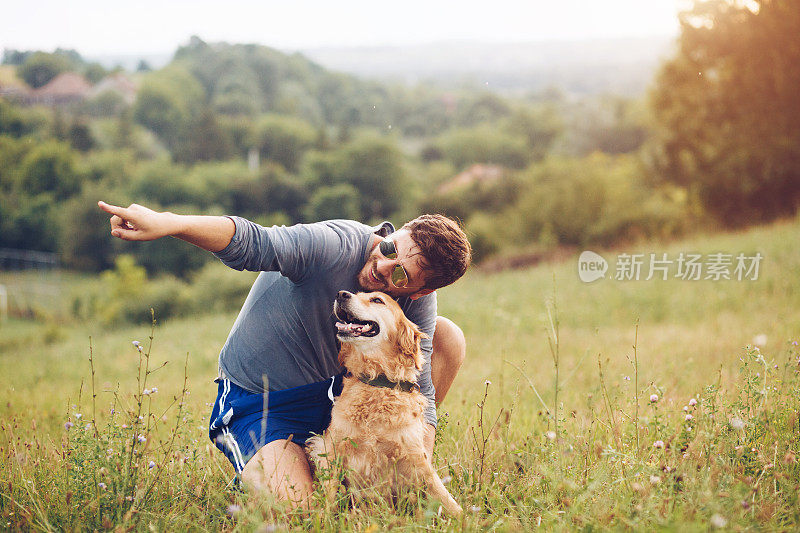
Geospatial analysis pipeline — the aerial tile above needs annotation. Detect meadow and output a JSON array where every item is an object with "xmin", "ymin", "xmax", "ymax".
[{"xmin": 1, "ymin": 216, "xmax": 799, "ymax": 531}]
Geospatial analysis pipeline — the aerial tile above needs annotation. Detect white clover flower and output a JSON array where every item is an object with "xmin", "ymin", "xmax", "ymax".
[
  {"xmin": 650, "ymin": 394, "xmax": 659, "ymax": 403},
  {"xmin": 730, "ymin": 417, "xmax": 745, "ymax": 430},
  {"xmin": 683, "ymin": 406, "xmax": 688, "ymax": 412},
  {"xmin": 710, "ymin": 514, "xmax": 727, "ymax": 528},
  {"xmin": 688, "ymin": 398, "xmax": 697, "ymax": 406},
  {"xmin": 685, "ymin": 414, "xmax": 693, "ymax": 421},
  {"xmin": 653, "ymin": 440, "xmax": 665, "ymax": 449}
]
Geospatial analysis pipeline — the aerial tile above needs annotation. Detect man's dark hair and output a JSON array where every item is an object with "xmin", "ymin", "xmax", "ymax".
[{"xmin": 403, "ymin": 214, "xmax": 471, "ymax": 291}]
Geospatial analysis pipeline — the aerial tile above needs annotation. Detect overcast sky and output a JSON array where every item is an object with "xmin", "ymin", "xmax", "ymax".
[{"xmin": 3, "ymin": 0, "xmax": 685, "ymax": 56}]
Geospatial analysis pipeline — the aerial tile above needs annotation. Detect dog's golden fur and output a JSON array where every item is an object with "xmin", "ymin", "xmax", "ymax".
[{"xmin": 306, "ymin": 291, "xmax": 461, "ymax": 514}]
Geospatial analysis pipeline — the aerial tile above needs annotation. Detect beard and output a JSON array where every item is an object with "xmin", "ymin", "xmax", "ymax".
[{"xmin": 357, "ymin": 256, "xmax": 388, "ymax": 292}]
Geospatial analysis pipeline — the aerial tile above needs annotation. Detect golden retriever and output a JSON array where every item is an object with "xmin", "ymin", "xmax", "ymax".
[{"xmin": 306, "ymin": 290, "xmax": 462, "ymax": 515}]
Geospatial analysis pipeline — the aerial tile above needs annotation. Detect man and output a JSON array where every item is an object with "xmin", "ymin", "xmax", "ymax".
[{"xmin": 97, "ymin": 200, "xmax": 471, "ymax": 506}]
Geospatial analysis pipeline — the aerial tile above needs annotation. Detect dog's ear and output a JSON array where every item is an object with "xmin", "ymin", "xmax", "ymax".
[{"xmin": 397, "ymin": 317, "xmax": 426, "ymax": 370}]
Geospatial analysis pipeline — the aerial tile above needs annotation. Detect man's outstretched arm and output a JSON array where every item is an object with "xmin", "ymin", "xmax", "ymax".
[{"xmin": 97, "ymin": 201, "xmax": 235, "ymax": 253}]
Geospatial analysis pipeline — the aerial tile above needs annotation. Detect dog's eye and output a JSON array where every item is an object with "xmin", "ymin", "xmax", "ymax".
[{"xmin": 370, "ymin": 297, "xmax": 385, "ymax": 305}]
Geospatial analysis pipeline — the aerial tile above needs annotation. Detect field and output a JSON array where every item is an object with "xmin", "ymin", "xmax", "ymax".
[{"xmin": 1, "ymin": 217, "xmax": 800, "ymax": 531}]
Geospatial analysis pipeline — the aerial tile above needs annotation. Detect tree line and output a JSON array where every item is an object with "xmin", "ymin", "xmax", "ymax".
[{"xmin": 1, "ymin": 0, "xmax": 797, "ymax": 278}]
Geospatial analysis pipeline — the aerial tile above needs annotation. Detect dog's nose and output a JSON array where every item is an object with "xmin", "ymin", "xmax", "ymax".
[{"xmin": 337, "ymin": 290, "xmax": 352, "ymax": 300}]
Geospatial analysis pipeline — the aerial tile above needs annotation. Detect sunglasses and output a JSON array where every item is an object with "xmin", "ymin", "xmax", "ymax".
[{"xmin": 378, "ymin": 238, "xmax": 409, "ymax": 288}]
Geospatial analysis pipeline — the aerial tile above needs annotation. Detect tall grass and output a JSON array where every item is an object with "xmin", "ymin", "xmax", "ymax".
[{"xmin": 1, "ymin": 217, "xmax": 799, "ymax": 530}]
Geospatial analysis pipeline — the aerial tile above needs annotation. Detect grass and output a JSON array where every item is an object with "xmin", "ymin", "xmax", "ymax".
[{"xmin": 1, "ymin": 217, "xmax": 800, "ymax": 530}]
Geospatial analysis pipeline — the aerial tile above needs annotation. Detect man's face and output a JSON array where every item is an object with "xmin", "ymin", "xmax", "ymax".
[{"xmin": 356, "ymin": 229, "xmax": 432, "ymax": 300}]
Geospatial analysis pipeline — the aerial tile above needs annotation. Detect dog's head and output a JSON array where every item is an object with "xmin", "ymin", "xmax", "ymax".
[{"xmin": 333, "ymin": 290, "xmax": 426, "ymax": 381}]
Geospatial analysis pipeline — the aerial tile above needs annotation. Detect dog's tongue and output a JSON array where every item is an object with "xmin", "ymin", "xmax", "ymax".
[{"xmin": 336, "ymin": 321, "xmax": 372, "ymax": 335}]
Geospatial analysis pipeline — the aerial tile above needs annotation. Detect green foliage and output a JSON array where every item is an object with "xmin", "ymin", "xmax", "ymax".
[
  {"xmin": 17, "ymin": 51, "xmax": 72, "ymax": 88},
  {"xmin": 327, "ymin": 133, "xmax": 408, "ymax": 220},
  {"xmin": 58, "ymin": 183, "xmax": 117, "ymax": 271},
  {"xmin": 649, "ymin": 0, "xmax": 800, "ymax": 226},
  {"xmin": 0, "ymin": 99, "xmax": 51, "ymax": 138},
  {"xmin": 303, "ymin": 183, "xmax": 362, "ymax": 222},
  {"xmin": 132, "ymin": 66, "xmax": 205, "ymax": 152},
  {"xmin": 251, "ymin": 114, "xmax": 317, "ymax": 172},
  {"xmin": 83, "ymin": 62, "xmax": 108, "ymax": 84},
  {"xmin": 433, "ymin": 125, "xmax": 531, "ymax": 170},
  {"xmin": 17, "ymin": 139, "xmax": 83, "ymax": 198}
]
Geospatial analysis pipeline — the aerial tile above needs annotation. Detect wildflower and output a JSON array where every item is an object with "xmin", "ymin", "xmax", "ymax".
[
  {"xmin": 85, "ymin": 423, "xmax": 92, "ymax": 431},
  {"xmin": 730, "ymin": 417, "xmax": 745, "ymax": 430},
  {"xmin": 64, "ymin": 421, "xmax": 74, "ymax": 430},
  {"xmin": 148, "ymin": 460, "xmax": 156, "ymax": 470},
  {"xmin": 97, "ymin": 482, "xmax": 107, "ymax": 490},
  {"xmin": 650, "ymin": 394, "xmax": 659, "ymax": 403},
  {"xmin": 710, "ymin": 514, "xmax": 727, "ymax": 528},
  {"xmin": 683, "ymin": 406, "xmax": 688, "ymax": 412},
  {"xmin": 143, "ymin": 389, "xmax": 151, "ymax": 395},
  {"xmin": 546, "ymin": 431, "xmax": 557, "ymax": 441},
  {"xmin": 753, "ymin": 334, "xmax": 767, "ymax": 347},
  {"xmin": 137, "ymin": 435, "xmax": 147, "ymax": 443},
  {"xmin": 649, "ymin": 475, "xmax": 661, "ymax": 485},
  {"xmin": 441, "ymin": 475, "xmax": 452, "ymax": 484},
  {"xmin": 792, "ymin": 341, "xmax": 798, "ymax": 346},
  {"xmin": 653, "ymin": 440, "xmax": 665, "ymax": 449},
  {"xmin": 685, "ymin": 414, "xmax": 693, "ymax": 421},
  {"xmin": 226, "ymin": 504, "xmax": 242, "ymax": 515},
  {"xmin": 132, "ymin": 340, "xmax": 143, "ymax": 352},
  {"xmin": 623, "ymin": 376, "xmax": 631, "ymax": 381},
  {"xmin": 75, "ymin": 413, "xmax": 82, "ymax": 419},
  {"xmin": 151, "ymin": 387, "xmax": 158, "ymax": 394},
  {"xmin": 484, "ymin": 380, "xmax": 491, "ymax": 386},
  {"xmin": 688, "ymin": 398, "xmax": 697, "ymax": 406},
  {"xmin": 121, "ymin": 424, "xmax": 129, "ymax": 429}
]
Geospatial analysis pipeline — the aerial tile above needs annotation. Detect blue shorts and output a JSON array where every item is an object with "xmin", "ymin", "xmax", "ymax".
[{"xmin": 208, "ymin": 374, "xmax": 344, "ymax": 473}]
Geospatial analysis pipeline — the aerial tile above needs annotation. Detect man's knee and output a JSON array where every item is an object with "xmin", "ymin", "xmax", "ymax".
[
  {"xmin": 433, "ymin": 316, "xmax": 466, "ymax": 368},
  {"xmin": 241, "ymin": 439, "xmax": 313, "ymax": 506}
]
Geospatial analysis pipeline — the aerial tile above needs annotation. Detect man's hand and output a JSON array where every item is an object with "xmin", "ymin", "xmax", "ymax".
[
  {"xmin": 98, "ymin": 200, "xmax": 236, "ymax": 252},
  {"xmin": 98, "ymin": 201, "xmax": 176, "ymax": 241}
]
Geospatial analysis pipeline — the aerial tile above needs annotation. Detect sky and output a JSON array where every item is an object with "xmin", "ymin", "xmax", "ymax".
[{"xmin": 2, "ymin": 0, "xmax": 685, "ymax": 57}]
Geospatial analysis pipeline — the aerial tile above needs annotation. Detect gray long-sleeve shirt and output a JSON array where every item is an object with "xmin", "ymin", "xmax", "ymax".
[{"xmin": 213, "ymin": 217, "xmax": 438, "ymax": 426}]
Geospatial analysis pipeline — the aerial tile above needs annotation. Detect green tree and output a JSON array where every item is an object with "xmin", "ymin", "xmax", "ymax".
[
  {"xmin": 251, "ymin": 114, "xmax": 317, "ymax": 172},
  {"xmin": 17, "ymin": 140, "xmax": 82, "ymax": 198},
  {"xmin": 649, "ymin": 0, "xmax": 800, "ymax": 225},
  {"xmin": 17, "ymin": 51, "xmax": 71, "ymax": 88},
  {"xmin": 303, "ymin": 184, "xmax": 361, "ymax": 222},
  {"xmin": 132, "ymin": 66, "xmax": 204, "ymax": 153}
]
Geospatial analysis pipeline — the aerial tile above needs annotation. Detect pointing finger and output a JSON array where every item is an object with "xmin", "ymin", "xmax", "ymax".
[{"xmin": 98, "ymin": 201, "xmax": 129, "ymax": 218}]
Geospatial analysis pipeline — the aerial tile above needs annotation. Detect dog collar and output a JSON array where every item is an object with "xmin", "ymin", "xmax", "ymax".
[{"xmin": 357, "ymin": 374, "xmax": 419, "ymax": 393}]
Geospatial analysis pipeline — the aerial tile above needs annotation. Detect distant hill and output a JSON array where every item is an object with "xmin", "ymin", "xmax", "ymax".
[{"xmin": 301, "ymin": 37, "xmax": 676, "ymax": 96}]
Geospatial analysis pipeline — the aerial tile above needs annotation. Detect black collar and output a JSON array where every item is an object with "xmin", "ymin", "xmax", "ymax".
[{"xmin": 357, "ymin": 373, "xmax": 419, "ymax": 393}]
